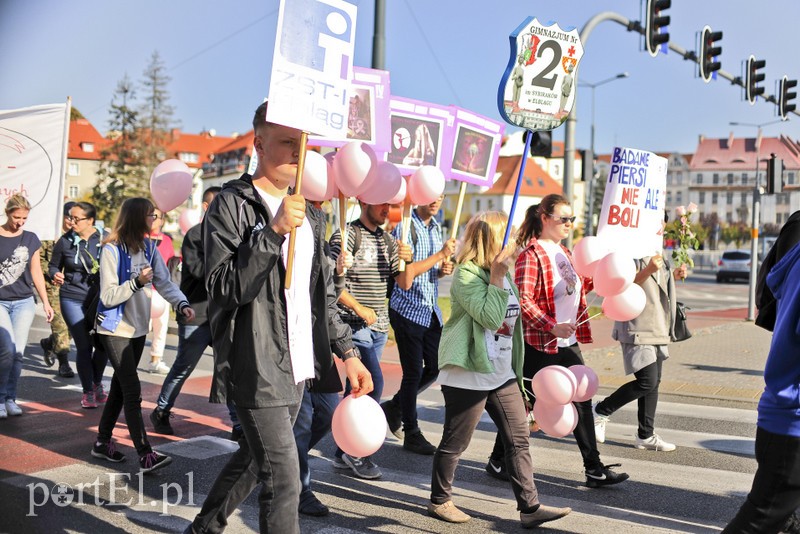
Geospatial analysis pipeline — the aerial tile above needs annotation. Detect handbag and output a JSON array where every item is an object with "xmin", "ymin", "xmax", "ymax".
[{"xmin": 672, "ymin": 301, "xmax": 692, "ymax": 342}]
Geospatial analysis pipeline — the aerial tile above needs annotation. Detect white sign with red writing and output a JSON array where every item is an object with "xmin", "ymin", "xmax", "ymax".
[
  {"xmin": 597, "ymin": 147, "xmax": 667, "ymax": 259},
  {"xmin": 0, "ymin": 103, "xmax": 69, "ymax": 240},
  {"xmin": 267, "ymin": 0, "xmax": 358, "ymax": 137}
]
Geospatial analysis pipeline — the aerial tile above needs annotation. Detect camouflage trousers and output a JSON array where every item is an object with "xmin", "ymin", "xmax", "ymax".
[{"xmin": 45, "ymin": 282, "xmax": 71, "ymax": 354}]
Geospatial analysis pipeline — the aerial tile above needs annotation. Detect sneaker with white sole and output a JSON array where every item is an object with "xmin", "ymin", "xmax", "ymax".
[
  {"xmin": 149, "ymin": 360, "xmax": 170, "ymax": 375},
  {"xmin": 585, "ymin": 463, "xmax": 629, "ymax": 488},
  {"xmin": 5, "ymin": 400, "xmax": 22, "ymax": 416},
  {"xmin": 635, "ymin": 433, "xmax": 676, "ymax": 452},
  {"xmin": 0, "ymin": 405, "xmax": 6, "ymax": 419},
  {"xmin": 332, "ymin": 454, "xmax": 382, "ymax": 479},
  {"xmin": 140, "ymin": 451, "xmax": 172, "ymax": 473},
  {"xmin": 592, "ymin": 403, "xmax": 609, "ymax": 443},
  {"xmin": 91, "ymin": 440, "xmax": 126, "ymax": 462},
  {"xmin": 81, "ymin": 393, "xmax": 97, "ymax": 409},
  {"xmin": 93, "ymin": 383, "xmax": 108, "ymax": 403}
]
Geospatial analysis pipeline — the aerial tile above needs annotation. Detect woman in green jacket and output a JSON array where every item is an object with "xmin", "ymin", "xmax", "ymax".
[{"xmin": 428, "ymin": 211, "xmax": 570, "ymax": 529}]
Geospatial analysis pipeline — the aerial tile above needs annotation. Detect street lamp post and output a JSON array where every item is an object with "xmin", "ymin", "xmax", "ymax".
[
  {"xmin": 579, "ymin": 72, "xmax": 629, "ymax": 236},
  {"xmin": 729, "ymin": 119, "xmax": 782, "ymax": 321}
]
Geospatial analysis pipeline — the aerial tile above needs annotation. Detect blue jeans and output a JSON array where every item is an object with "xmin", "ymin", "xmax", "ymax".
[
  {"xmin": 190, "ymin": 383, "xmax": 305, "ymax": 534},
  {"xmin": 293, "ymin": 383, "xmax": 339, "ymax": 494},
  {"xmin": 156, "ymin": 322, "xmax": 239, "ymax": 428},
  {"xmin": 347, "ymin": 326, "xmax": 388, "ymax": 402},
  {"xmin": 0, "ymin": 297, "xmax": 36, "ymax": 402},
  {"xmin": 61, "ymin": 296, "xmax": 107, "ymax": 394}
]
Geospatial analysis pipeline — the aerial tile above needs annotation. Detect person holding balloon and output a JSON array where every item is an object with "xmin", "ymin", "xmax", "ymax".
[
  {"xmin": 488, "ymin": 194, "xmax": 629, "ymax": 489},
  {"xmin": 429, "ymin": 211, "xmax": 571, "ymax": 528},
  {"xmin": 185, "ymin": 102, "xmax": 372, "ymax": 534},
  {"xmin": 593, "ymin": 214, "xmax": 687, "ymax": 452}
]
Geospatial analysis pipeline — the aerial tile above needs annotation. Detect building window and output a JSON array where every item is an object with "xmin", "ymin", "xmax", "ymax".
[
  {"xmin": 712, "ymin": 192, "xmax": 718, "ymax": 203},
  {"xmin": 68, "ymin": 162, "xmax": 80, "ymax": 176},
  {"xmin": 742, "ymin": 173, "xmax": 748, "ymax": 184},
  {"xmin": 667, "ymin": 191, "xmax": 672, "ymax": 203},
  {"xmin": 80, "ymin": 142, "xmax": 94, "ymax": 153},
  {"xmin": 475, "ymin": 198, "xmax": 481, "ymax": 212},
  {"xmin": 699, "ymin": 192, "xmax": 706, "ymax": 203},
  {"xmin": 68, "ymin": 185, "xmax": 79, "ymax": 198},
  {"xmin": 488, "ymin": 198, "xmax": 495, "ymax": 210},
  {"xmin": 696, "ymin": 173, "xmax": 703, "ymax": 185},
  {"xmin": 779, "ymin": 193, "xmax": 790, "ymax": 205},
  {"xmin": 551, "ymin": 163, "xmax": 561, "ymax": 177},
  {"xmin": 788, "ymin": 171, "xmax": 796, "ymax": 185},
  {"xmin": 727, "ymin": 173, "xmax": 734, "ymax": 185},
  {"xmin": 726, "ymin": 191, "xmax": 733, "ymax": 203},
  {"xmin": 713, "ymin": 173, "xmax": 720, "ymax": 184},
  {"xmin": 676, "ymin": 191, "xmax": 682, "ymax": 203},
  {"xmin": 676, "ymin": 171, "xmax": 683, "ymax": 185},
  {"xmin": 179, "ymin": 152, "xmax": 199, "ymax": 163}
]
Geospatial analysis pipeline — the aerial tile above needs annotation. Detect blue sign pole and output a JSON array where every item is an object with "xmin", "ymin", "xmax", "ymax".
[{"xmin": 503, "ymin": 130, "xmax": 533, "ymax": 247}]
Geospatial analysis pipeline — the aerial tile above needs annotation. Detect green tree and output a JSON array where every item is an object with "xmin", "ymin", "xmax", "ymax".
[
  {"xmin": 138, "ymin": 50, "xmax": 176, "ymax": 171},
  {"xmin": 91, "ymin": 74, "xmax": 148, "ymax": 221}
]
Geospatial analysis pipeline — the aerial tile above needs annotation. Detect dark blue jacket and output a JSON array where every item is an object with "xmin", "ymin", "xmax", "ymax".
[{"xmin": 48, "ymin": 229, "xmax": 106, "ymax": 302}]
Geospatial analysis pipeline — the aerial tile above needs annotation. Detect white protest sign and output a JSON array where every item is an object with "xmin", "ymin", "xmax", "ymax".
[
  {"xmin": 0, "ymin": 103, "xmax": 69, "ymax": 240},
  {"xmin": 267, "ymin": 0, "xmax": 358, "ymax": 137},
  {"xmin": 596, "ymin": 147, "xmax": 668, "ymax": 259}
]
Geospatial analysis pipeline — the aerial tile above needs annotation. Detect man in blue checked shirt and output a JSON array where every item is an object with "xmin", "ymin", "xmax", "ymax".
[{"xmin": 382, "ymin": 194, "xmax": 456, "ymax": 455}]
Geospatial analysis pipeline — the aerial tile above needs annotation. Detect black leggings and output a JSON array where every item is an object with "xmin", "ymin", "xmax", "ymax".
[{"xmin": 595, "ymin": 358, "xmax": 663, "ymax": 439}]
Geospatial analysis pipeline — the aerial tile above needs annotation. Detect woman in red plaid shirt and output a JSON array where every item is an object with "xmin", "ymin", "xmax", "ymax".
[{"xmin": 486, "ymin": 194, "xmax": 629, "ymax": 489}]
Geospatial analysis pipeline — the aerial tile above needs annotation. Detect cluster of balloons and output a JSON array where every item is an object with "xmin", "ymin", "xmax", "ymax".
[
  {"xmin": 531, "ymin": 365, "xmax": 599, "ymax": 438},
  {"xmin": 301, "ymin": 141, "xmax": 446, "ymax": 206},
  {"xmin": 331, "ymin": 394, "xmax": 388, "ymax": 457},
  {"xmin": 572, "ymin": 236, "xmax": 646, "ymax": 322}
]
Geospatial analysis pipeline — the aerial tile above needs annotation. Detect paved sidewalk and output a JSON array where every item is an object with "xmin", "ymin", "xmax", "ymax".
[{"xmin": 381, "ymin": 307, "xmax": 772, "ymax": 405}]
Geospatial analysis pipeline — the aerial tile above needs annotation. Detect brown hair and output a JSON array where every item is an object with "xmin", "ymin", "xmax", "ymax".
[
  {"xmin": 516, "ymin": 193, "xmax": 570, "ymax": 246},
  {"xmin": 106, "ymin": 198, "xmax": 154, "ymax": 253},
  {"xmin": 455, "ymin": 211, "xmax": 507, "ymax": 269},
  {"xmin": 5, "ymin": 194, "xmax": 31, "ymax": 215},
  {"xmin": 252, "ymin": 101, "xmax": 277, "ymax": 135}
]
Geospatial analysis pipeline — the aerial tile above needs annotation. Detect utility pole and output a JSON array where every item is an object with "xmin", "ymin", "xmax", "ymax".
[{"xmin": 372, "ymin": 0, "xmax": 385, "ymax": 70}]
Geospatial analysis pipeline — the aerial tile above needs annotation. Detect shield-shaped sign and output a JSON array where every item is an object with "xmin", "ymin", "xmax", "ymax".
[{"xmin": 497, "ymin": 18, "xmax": 584, "ymax": 130}]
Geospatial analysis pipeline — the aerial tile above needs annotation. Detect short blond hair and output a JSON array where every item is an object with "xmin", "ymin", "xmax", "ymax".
[
  {"xmin": 5, "ymin": 194, "xmax": 31, "ymax": 215},
  {"xmin": 455, "ymin": 211, "xmax": 508, "ymax": 269}
]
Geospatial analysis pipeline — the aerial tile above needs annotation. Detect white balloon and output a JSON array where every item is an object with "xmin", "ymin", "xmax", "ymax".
[
  {"xmin": 602, "ymin": 283, "xmax": 646, "ymax": 321},
  {"xmin": 179, "ymin": 209, "xmax": 202, "ymax": 235},
  {"xmin": 572, "ymin": 236, "xmax": 611, "ymax": 278},
  {"xmin": 593, "ymin": 251, "xmax": 636, "ymax": 297}
]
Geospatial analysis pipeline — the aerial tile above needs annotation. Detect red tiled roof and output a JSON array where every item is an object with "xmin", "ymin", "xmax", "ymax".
[
  {"xmin": 214, "ymin": 130, "xmax": 255, "ymax": 154},
  {"xmin": 690, "ymin": 135, "xmax": 800, "ymax": 171},
  {"xmin": 486, "ymin": 155, "xmax": 562, "ymax": 196},
  {"xmin": 167, "ymin": 131, "xmax": 234, "ymax": 168},
  {"xmin": 68, "ymin": 119, "xmax": 108, "ymax": 160}
]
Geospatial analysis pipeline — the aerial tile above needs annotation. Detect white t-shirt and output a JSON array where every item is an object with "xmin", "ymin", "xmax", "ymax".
[
  {"xmin": 256, "ymin": 187, "xmax": 315, "ymax": 384},
  {"xmin": 438, "ymin": 277, "xmax": 519, "ymax": 391},
  {"xmin": 539, "ymin": 241, "xmax": 581, "ymax": 347}
]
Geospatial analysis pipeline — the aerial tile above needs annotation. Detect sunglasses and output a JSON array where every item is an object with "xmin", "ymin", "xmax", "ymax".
[
  {"xmin": 147, "ymin": 213, "xmax": 162, "ymax": 220},
  {"xmin": 551, "ymin": 215, "xmax": 576, "ymax": 224}
]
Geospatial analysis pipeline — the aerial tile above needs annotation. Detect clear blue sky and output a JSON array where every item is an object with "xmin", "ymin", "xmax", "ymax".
[{"xmin": 2, "ymin": 0, "xmax": 798, "ymax": 155}]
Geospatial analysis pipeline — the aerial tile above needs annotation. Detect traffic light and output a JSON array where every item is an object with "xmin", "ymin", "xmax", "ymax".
[
  {"xmin": 524, "ymin": 130, "xmax": 552, "ymax": 158},
  {"xmin": 699, "ymin": 26, "xmax": 723, "ymax": 82},
  {"xmin": 766, "ymin": 154, "xmax": 783, "ymax": 194},
  {"xmin": 644, "ymin": 0, "xmax": 671, "ymax": 57},
  {"xmin": 745, "ymin": 56, "xmax": 766, "ymax": 105},
  {"xmin": 579, "ymin": 149, "xmax": 594, "ymax": 181},
  {"xmin": 779, "ymin": 76, "xmax": 797, "ymax": 120}
]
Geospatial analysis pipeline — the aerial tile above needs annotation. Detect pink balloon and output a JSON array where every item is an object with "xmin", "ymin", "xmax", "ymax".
[
  {"xmin": 387, "ymin": 177, "xmax": 407, "ymax": 205},
  {"xmin": 593, "ymin": 251, "xmax": 636, "ymax": 297},
  {"xmin": 331, "ymin": 394, "xmax": 387, "ymax": 458},
  {"xmin": 150, "ymin": 159, "xmax": 194, "ymax": 212},
  {"xmin": 298, "ymin": 151, "xmax": 335, "ymax": 201},
  {"xmin": 569, "ymin": 365, "xmax": 599, "ymax": 402},
  {"xmin": 150, "ymin": 290, "xmax": 167, "ymax": 319},
  {"xmin": 333, "ymin": 142, "xmax": 378, "ymax": 197},
  {"xmin": 324, "ymin": 152, "xmax": 341, "ymax": 200},
  {"xmin": 602, "ymin": 283, "xmax": 646, "ymax": 321},
  {"xmin": 358, "ymin": 162, "xmax": 404, "ymax": 205},
  {"xmin": 408, "ymin": 165, "xmax": 445, "ymax": 205},
  {"xmin": 179, "ymin": 208, "xmax": 201, "ymax": 235},
  {"xmin": 531, "ymin": 365, "xmax": 577, "ymax": 405},
  {"xmin": 533, "ymin": 401, "xmax": 579, "ymax": 438},
  {"xmin": 572, "ymin": 236, "xmax": 611, "ymax": 278}
]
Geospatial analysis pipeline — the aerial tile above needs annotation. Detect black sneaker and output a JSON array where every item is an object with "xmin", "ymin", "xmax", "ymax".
[
  {"xmin": 40, "ymin": 337, "xmax": 55, "ymax": 367},
  {"xmin": 299, "ymin": 490, "xmax": 330, "ymax": 516},
  {"xmin": 380, "ymin": 400, "xmax": 403, "ymax": 439},
  {"xmin": 58, "ymin": 363, "xmax": 75, "ymax": 378},
  {"xmin": 585, "ymin": 463, "xmax": 630, "ymax": 488},
  {"xmin": 403, "ymin": 429, "xmax": 436, "ymax": 455},
  {"xmin": 140, "ymin": 451, "xmax": 172, "ymax": 474},
  {"xmin": 229, "ymin": 425, "xmax": 243, "ymax": 442},
  {"xmin": 91, "ymin": 440, "xmax": 126, "ymax": 463},
  {"xmin": 149, "ymin": 408, "xmax": 174, "ymax": 435},
  {"xmin": 485, "ymin": 457, "xmax": 510, "ymax": 481}
]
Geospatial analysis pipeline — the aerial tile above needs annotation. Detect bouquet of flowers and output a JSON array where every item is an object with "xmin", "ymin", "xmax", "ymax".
[{"xmin": 669, "ymin": 203, "xmax": 700, "ymax": 268}]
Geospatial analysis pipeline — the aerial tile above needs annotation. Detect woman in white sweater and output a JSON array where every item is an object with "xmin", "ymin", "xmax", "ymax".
[{"xmin": 90, "ymin": 198, "xmax": 194, "ymax": 473}]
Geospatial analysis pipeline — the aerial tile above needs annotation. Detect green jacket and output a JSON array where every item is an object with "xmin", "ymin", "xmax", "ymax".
[{"xmin": 438, "ymin": 261, "xmax": 525, "ymax": 392}]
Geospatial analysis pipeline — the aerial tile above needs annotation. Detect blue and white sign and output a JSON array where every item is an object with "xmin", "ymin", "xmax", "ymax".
[{"xmin": 267, "ymin": 0, "xmax": 358, "ymax": 137}]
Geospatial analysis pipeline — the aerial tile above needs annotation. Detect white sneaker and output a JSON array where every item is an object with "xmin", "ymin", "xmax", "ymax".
[
  {"xmin": 5, "ymin": 400, "xmax": 22, "ymax": 416},
  {"xmin": 0, "ymin": 404, "xmax": 6, "ymax": 419},
  {"xmin": 635, "ymin": 433, "xmax": 676, "ymax": 452},
  {"xmin": 149, "ymin": 360, "xmax": 170, "ymax": 375},
  {"xmin": 592, "ymin": 403, "xmax": 609, "ymax": 443}
]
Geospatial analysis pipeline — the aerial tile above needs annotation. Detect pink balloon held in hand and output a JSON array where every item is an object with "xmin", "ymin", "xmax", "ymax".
[
  {"xmin": 331, "ymin": 394, "xmax": 388, "ymax": 458},
  {"xmin": 150, "ymin": 159, "xmax": 194, "ymax": 212},
  {"xmin": 533, "ymin": 401, "xmax": 578, "ymax": 438},
  {"xmin": 593, "ymin": 251, "xmax": 636, "ymax": 297},
  {"xmin": 602, "ymin": 283, "xmax": 647, "ymax": 321},
  {"xmin": 299, "ymin": 150, "xmax": 335, "ymax": 201},
  {"xmin": 358, "ymin": 161, "xmax": 404, "ymax": 205},
  {"xmin": 408, "ymin": 165, "xmax": 445, "ymax": 205},
  {"xmin": 568, "ymin": 365, "xmax": 599, "ymax": 402},
  {"xmin": 531, "ymin": 365, "xmax": 577, "ymax": 405},
  {"xmin": 572, "ymin": 236, "xmax": 611, "ymax": 278},
  {"xmin": 333, "ymin": 141, "xmax": 378, "ymax": 198}
]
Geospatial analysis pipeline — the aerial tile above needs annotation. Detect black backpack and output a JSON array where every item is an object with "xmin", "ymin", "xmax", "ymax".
[
  {"xmin": 755, "ymin": 211, "xmax": 800, "ymax": 331},
  {"xmin": 349, "ymin": 222, "xmax": 418, "ymax": 298}
]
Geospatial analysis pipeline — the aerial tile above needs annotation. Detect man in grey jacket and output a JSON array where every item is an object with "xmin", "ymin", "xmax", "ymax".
[
  {"xmin": 185, "ymin": 102, "xmax": 373, "ymax": 534},
  {"xmin": 593, "ymin": 253, "xmax": 687, "ymax": 452}
]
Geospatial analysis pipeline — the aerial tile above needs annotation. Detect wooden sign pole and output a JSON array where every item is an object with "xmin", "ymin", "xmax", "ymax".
[{"xmin": 284, "ymin": 131, "xmax": 309, "ymax": 289}]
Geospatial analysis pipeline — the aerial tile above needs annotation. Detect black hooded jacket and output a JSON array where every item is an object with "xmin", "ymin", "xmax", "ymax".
[{"xmin": 203, "ymin": 174, "xmax": 356, "ymax": 408}]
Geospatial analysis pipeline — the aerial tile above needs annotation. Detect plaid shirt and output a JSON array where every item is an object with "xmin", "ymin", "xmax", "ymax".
[
  {"xmin": 514, "ymin": 238, "xmax": 593, "ymax": 354},
  {"xmin": 389, "ymin": 211, "xmax": 443, "ymax": 327}
]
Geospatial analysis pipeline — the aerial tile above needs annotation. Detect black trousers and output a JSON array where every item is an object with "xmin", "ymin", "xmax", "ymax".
[
  {"xmin": 595, "ymin": 358, "xmax": 663, "ymax": 439},
  {"xmin": 492, "ymin": 343, "xmax": 602, "ymax": 471}
]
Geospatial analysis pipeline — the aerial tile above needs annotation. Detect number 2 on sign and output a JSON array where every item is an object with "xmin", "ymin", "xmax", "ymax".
[{"xmin": 530, "ymin": 41, "xmax": 561, "ymax": 90}]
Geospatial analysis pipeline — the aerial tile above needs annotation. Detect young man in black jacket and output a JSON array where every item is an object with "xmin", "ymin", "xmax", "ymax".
[{"xmin": 186, "ymin": 103, "xmax": 372, "ymax": 534}]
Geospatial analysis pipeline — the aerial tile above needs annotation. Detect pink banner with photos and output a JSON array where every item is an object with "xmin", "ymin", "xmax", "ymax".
[
  {"xmin": 448, "ymin": 107, "xmax": 504, "ymax": 187},
  {"xmin": 386, "ymin": 97, "xmax": 455, "ymax": 175}
]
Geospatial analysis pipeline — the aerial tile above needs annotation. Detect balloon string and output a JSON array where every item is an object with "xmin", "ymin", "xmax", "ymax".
[{"xmin": 543, "ymin": 311, "xmax": 603, "ymax": 347}]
